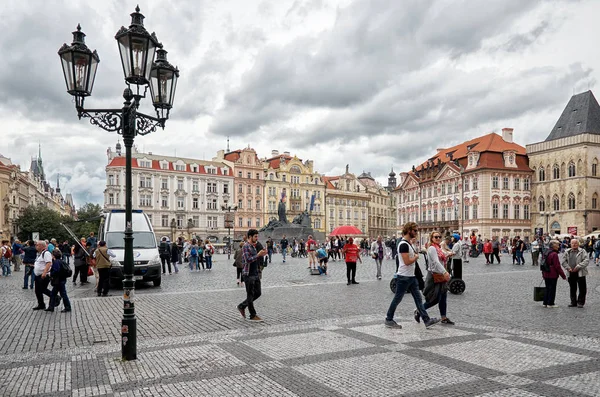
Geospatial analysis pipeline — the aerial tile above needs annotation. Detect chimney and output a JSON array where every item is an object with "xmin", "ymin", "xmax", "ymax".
[
  {"xmin": 502, "ymin": 128, "xmax": 514, "ymax": 143},
  {"xmin": 271, "ymin": 150, "xmax": 279, "ymax": 157},
  {"xmin": 284, "ymin": 151, "xmax": 290, "ymax": 156},
  {"xmin": 436, "ymin": 148, "xmax": 445, "ymax": 153}
]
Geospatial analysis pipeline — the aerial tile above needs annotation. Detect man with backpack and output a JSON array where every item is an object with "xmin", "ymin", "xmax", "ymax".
[
  {"xmin": 1, "ymin": 240, "xmax": 12, "ymax": 276},
  {"xmin": 11, "ymin": 239, "xmax": 23, "ymax": 271},
  {"xmin": 46, "ymin": 250, "xmax": 72, "ymax": 313},
  {"xmin": 159, "ymin": 237, "xmax": 172, "ymax": 275}
]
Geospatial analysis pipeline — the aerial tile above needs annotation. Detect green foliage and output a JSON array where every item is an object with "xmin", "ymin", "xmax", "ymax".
[
  {"xmin": 15, "ymin": 202, "xmax": 103, "ymax": 244},
  {"xmin": 15, "ymin": 205, "xmax": 71, "ymax": 242}
]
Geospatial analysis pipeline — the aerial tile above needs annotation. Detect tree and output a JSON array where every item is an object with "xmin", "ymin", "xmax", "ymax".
[
  {"xmin": 68, "ymin": 203, "xmax": 103, "ymax": 240},
  {"xmin": 15, "ymin": 205, "xmax": 72, "ymax": 242}
]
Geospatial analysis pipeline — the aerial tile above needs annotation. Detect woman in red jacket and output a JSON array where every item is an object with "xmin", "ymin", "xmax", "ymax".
[
  {"xmin": 343, "ymin": 237, "xmax": 362, "ymax": 285},
  {"xmin": 542, "ymin": 240, "xmax": 566, "ymax": 308},
  {"xmin": 483, "ymin": 239, "xmax": 493, "ymax": 264}
]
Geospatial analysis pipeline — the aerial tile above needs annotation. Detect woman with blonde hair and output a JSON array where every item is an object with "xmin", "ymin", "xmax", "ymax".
[{"xmin": 417, "ymin": 231, "xmax": 454, "ymax": 325}]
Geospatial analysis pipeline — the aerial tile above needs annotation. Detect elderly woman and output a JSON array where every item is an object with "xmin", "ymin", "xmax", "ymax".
[
  {"xmin": 542, "ymin": 239, "xmax": 566, "ymax": 308},
  {"xmin": 419, "ymin": 231, "xmax": 454, "ymax": 325},
  {"xmin": 561, "ymin": 238, "xmax": 588, "ymax": 308}
]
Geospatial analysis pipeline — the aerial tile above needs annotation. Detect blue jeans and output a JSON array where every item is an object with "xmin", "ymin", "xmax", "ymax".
[
  {"xmin": 50, "ymin": 280, "xmax": 71, "ymax": 310},
  {"xmin": 23, "ymin": 265, "xmax": 35, "ymax": 288},
  {"xmin": 1, "ymin": 258, "xmax": 11, "ymax": 276},
  {"xmin": 268, "ymin": 249, "xmax": 273, "ymax": 263},
  {"xmin": 515, "ymin": 250, "xmax": 524, "ymax": 265},
  {"xmin": 386, "ymin": 276, "xmax": 430, "ymax": 322},
  {"xmin": 189, "ymin": 256, "xmax": 198, "ymax": 270},
  {"xmin": 205, "ymin": 256, "xmax": 213, "ymax": 269},
  {"xmin": 282, "ymin": 248, "xmax": 287, "ymax": 261},
  {"xmin": 63, "ymin": 254, "xmax": 71, "ymax": 265}
]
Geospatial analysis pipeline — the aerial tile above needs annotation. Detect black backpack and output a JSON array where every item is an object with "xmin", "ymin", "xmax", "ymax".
[{"xmin": 539, "ymin": 249, "xmax": 551, "ymax": 273}]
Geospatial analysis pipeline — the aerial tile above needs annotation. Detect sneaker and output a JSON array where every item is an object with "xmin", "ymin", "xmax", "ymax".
[
  {"xmin": 441, "ymin": 318, "xmax": 455, "ymax": 325},
  {"xmin": 22, "ymin": 286, "xmax": 28, "ymax": 290},
  {"xmin": 568, "ymin": 303, "xmax": 577, "ymax": 307},
  {"xmin": 61, "ymin": 309, "xmax": 71, "ymax": 313},
  {"xmin": 351, "ymin": 281, "xmax": 359, "ymax": 284},
  {"xmin": 249, "ymin": 316, "xmax": 264, "ymax": 322},
  {"xmin": 32, "ymin": 306, "xmax": 45, "ymax": 311},
  {"xmin": 413, "ymin": 309, "xmax": 421, "ymax": 323},
  {"xmin": 385, "ymin": 319, "xmax": 402, "ymax": 329},
  {"xmin": 347, "ymin": 281, "xmax": 351, "ymax": 285},
  {"xmin": 542, "ymin": 305, "xmax": 548, "ymax": 308},
  {"xmin": 44, "ymin": 308, "xmax": 54, "ymax": 312},
  {"xmin": 548, "ymin": 305, "xmax": 559, "ymax": 308},
  {"xmin": 377, "ymin": 276, "xmax": 382, "ymax": 280},
  {"xmin": 237, "ymin": 306, "xmax": 246, "ymax": 319},
  {"xmin": 424, "ymin": 317, "xmax": 440, "ymax": 329},
  {"xmin": 577, "ymin": 304, "xmax": 584, "ymax": 308}
]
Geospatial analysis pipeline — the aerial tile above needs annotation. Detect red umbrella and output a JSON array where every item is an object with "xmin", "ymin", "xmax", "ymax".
[{"xmin": 329, "ymin": 225, "xmax": 363, "ymax": 236}]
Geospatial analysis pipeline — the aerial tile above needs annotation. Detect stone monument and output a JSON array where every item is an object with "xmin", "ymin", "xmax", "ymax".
[{"xmin": 259, "ymin": 198, "xmax": 325, "ymax": 242}]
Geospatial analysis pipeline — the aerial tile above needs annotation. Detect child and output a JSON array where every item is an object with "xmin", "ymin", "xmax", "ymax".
[{"xmin": 316, "ymin": 247, "xmax": 328, "ymax": 275}]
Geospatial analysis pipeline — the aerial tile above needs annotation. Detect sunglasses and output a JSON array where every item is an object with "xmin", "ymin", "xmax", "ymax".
[{"xmin": 433, "ymin": 236, "xmax": 442, "ymax": 239}]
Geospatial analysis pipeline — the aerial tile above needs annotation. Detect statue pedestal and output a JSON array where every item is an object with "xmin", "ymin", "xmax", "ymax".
[{"xmin": 262, "ymin": 225, "xmax": 325, "ymax": 243}]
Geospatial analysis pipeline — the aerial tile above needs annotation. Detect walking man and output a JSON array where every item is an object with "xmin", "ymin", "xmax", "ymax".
[
  {"xmin": 266, "ymin": 237, "xmax": 274, "ymax": 264},
  {"xmin": 237, "ymin": 229, "xmax": 268, "ymax": 322},
  {"xmin": 32, "ymin": 241, "xmax": 55, "ymax": 310},
  {"xmin": 306, "ymin": 235, "xmax": 317, "ymax": 269},
  {"xmin": 385, "ymin": 222, "xmax": 439, "ymax": 329},
  {"xmin": 280, "ymin": 235, "xmax": 289, "ymax": 263},
  {"xmin": 371, "ymin": 236, "xmax": 385, "ymax": 280},
  {"xmin": 561, "ymin": 239, "xmax": 588, "ymax": 308}
]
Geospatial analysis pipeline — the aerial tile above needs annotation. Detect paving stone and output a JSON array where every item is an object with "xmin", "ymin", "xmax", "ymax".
[
  {"xmin": 349, "ymin": 322, "xmax": 475, "ymax": 345},
  {"xmin": 473, "ymin": 388, "xmax": 543, "ymax": 397},
  {"xmin": 489, "ymin": 374, "xmax": 536, "ymax": 387},
  {"xmin": 543, "ymin": 370, "xmax": 600, "ymax": 396}
]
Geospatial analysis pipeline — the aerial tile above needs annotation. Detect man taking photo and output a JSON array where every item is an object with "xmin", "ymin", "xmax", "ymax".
[{"xmin": 237, "ymin": 229, "xmax": 268, "ymax": 322}]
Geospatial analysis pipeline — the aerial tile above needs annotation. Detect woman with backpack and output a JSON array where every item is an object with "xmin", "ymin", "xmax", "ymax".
[
  {"xmin": 46, "ymin": 250, "xmax": 72, "ymax": 313},
  {"xmin": 188, "ymin": 239, "xmax": 200, "ymax": 271}
]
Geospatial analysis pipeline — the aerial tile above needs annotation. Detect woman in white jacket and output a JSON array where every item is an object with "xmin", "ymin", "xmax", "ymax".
[{"xmin": 416, "ymin": 231, "xmax": 455, "ymax": 325}]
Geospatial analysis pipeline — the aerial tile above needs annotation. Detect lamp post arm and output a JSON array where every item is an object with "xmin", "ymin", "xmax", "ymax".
[
  {"xmin": 134, "ymin": 111, "xmax": 165, "ymax": 135},
  {"xmin": 77, "ymin": 108, "xmax": 124, "ymax": 132}
]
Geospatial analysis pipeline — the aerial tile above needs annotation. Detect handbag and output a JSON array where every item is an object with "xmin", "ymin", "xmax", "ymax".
[
  {"xmin": 432, "ymin": 272, "xmax": 450, "ymax": 283},
  {"xmin": 533, "ymin": 280, "xmax": 546, "ymax": 302},
  {"xmin": 87, "ymin": 266, "xmax": 94, "ymax": 276}
]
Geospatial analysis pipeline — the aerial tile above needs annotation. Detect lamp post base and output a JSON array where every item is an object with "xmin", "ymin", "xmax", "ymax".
[{"xmin": 121, "ymin": 316, "xmax": 137, "ymax": 361}]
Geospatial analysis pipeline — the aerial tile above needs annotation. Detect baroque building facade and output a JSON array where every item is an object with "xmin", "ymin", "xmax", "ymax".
[
  {"xmin": 105, "ymin": 144, "xmax": 233, "ymax": 242},
  {"xmin": 395, "ymin": 130, "xmax": 532, "ymax": 243},
  {"xmin": 357, "ymin": 171, "xmax": 396, "ymax": 238},
  {"xmin": 527, "ymin": 90, "xmax": 600, "ymax": 237},
  {"xmin": 263, "ymin": 150, "xmax": 326, "ymax": 235},
  {"xmin": 323, "ymin": 166, "xmax": 370, "ymax": 236},
  {"xmin": 216, "ymin": 147, "xmax": 266, "ymax": 240},
  {"xmin": 0, "ymin": 151, "xmax": 74, "ymax": 241}
]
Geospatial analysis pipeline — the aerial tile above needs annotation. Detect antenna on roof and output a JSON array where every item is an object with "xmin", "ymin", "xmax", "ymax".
[{"xmin": 227, "ymin": 136, "xmax": 230, "ymax": 152}]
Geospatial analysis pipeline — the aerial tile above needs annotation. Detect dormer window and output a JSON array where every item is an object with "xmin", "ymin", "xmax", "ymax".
[
  {"xmin": 139, "ymin": 159, "xmax": 152, "ymax": 168},
  {"xmin": 160, "ymin": 161, "xmax": 169, "ymax": 170}
]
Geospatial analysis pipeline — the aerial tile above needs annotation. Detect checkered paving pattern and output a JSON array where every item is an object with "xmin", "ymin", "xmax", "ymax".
[{"xmin": 1, "ymin": 314, "xmax": 600, "ymax": 396}]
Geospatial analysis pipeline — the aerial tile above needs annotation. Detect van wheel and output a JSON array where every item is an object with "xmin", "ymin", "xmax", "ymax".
[{"xmin": 153, "ymin": 278, "xmax": 162, "ymax": 287}]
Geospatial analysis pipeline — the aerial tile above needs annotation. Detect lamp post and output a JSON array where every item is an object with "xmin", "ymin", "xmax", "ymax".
[
  {"xmin": 541, "ymin": 211, "xmax": 555, "ymax": 237},
  {"xmin": 58, "ymin": 6, "xmax": 179, "ymax": 361},
  {"xmin": 221, "ymin": 204, "xmax": 237, "ymax": 259}
]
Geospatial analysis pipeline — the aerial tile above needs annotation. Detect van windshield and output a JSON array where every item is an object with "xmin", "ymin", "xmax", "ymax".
[{"xmin": 105, "ymin": 232, "xmax": 157, "ymax": 249}]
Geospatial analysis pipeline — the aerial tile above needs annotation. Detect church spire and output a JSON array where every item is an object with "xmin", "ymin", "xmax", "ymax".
[{"xmin": 56, "ymin": 174, "xmax": 61, "ymax": 193}]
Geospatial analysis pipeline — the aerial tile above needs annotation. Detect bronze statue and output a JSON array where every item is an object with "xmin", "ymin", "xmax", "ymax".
[{"xmin": 278, "ymin": 197, "xmax": 288, "ymax": 224}]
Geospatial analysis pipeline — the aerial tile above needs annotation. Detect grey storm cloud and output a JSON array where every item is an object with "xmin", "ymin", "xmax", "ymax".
[{"xmin": 1, "ymin": 0, "xmax": 599, "ymax": 206}]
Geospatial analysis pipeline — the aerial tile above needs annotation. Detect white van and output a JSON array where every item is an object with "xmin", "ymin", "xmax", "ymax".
[{"xmin": 101, "ymin": 210, "xmax": 162, "ymax": 286}]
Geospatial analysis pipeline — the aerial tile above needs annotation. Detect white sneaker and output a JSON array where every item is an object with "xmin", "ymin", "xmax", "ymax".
[{"xmin": 548, "ymin": 305, "xmax": 559, "ymax": 308}]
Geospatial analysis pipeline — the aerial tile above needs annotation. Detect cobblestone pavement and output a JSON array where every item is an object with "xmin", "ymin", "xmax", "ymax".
[{"xmin": 0, "ymin": 251, "xmax": 598, "ymax": 396}]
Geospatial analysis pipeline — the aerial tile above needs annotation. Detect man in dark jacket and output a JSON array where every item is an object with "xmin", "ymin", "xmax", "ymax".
[
  {"xmin": 159, "ymin": 237, "xmax": 172, "ymax": 275},
  {"xmin": 22, "ymin": 240, "xmax": 37, "ymax": 289}
]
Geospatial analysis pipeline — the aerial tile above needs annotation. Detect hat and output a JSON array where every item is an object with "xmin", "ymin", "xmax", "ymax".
[{"xmin": 452, "ymin": 233, "xmax": 460, "ymax": 241}]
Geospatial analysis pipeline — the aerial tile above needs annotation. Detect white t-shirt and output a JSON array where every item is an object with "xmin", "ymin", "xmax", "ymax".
[
  {"xmin": 396, "ymin": 239, "xmax": 417, "ymax": 277},
  {"xmin": 34, "ymin": 250, "xmax": 53, "ymax": 276}
]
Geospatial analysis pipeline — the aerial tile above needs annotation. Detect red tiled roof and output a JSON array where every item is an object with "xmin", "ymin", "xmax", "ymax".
[
  {"xmin": 322, "ymin": 176, "xmax": 338, "ymax": 189},
  {"xmin": 107, "ymin": 157, "xmax": 233, "ymax": 176},
  {"xmin": 265, "ymin": 154, "xmax": 295, "ymax": 169},
  {"xmin": 224, "ymin": 150, "xmax": 241, "ymax": 162}
]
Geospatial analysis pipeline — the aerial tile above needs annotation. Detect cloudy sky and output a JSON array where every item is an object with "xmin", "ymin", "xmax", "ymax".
[{"xmin": 1, "ymin": 0, "xmax": 598, "ymax": 207}]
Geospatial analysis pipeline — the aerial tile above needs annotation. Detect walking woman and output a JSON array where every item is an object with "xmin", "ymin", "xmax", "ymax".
[
  {"xmin": 420, "ymin": 231, "xmax": 454, "ymax": 325},
  {"xmin": 170, "ymin": 240, "xmax": 179, "ymax": 274},
  {"xmin": 234, "ymin": 241, "xmax": 244, "ymax": 286},
  {"xmin": 72, "ymin": 238, "xmax": 89, "ymax": 285},
  {"xmin": 187, "ymin": 239, "xmax": 200, "ymax": 271},
  {"xmin": 343, "ymin": 237, "xmax": 362, "ymax": 285},
  {"xmin": 483, "ymin": 239, "xmax": 493, "ymax": 264},
  {"xmin": 542, "ymin": 239, "xmax": 566, "ymax": 308}
]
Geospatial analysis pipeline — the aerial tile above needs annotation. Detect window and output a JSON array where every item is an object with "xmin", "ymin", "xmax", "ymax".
[
  {"xmin": 207, "ymin": 216, "xmax": 217, "ymax": 228},
  {"xmin": 223, "ymin": 184, "xmax": 229, "ymax": 194},
  {"xmin": 161, "ymin": 196, "xmax": 168, "ymax": 207},
  {"xmin": 472, "ymin": 204, "xmax": 478, "ymax": 219},
  {"xmin": 192, "ymin": 215, "xmax": 199, "ymax": 227},
  {"xmin": 207, "ymin": 183, "xmax": 217, "ymax": 193},
  {"xmin": 539, "ymin": 197, "xmax": 545, "ymax": 212},
  {"xmin": 282, "ymin": 175, "xmax": 287, "ymax": 182},
  {"xmin": 256, "ymin": 218, "xmax": 261, "ymax": 228},
  {"xmin": 553, "ymin": 195, "xmax": 560, "ymax": 211},
  {"xmin": 161, "ymin": 178, "xmax": 168, "ymax": 190},
  {"xmin": 108, "ymin": 193, "xmax": 114, "ymax": 204},
  {"xmin": 247, "ymin": 218, "xmax": 252, "ymax": 227},
  {"xmin": 238, "ymin": 184, "xmax": 243, "ymax": 193},
  {"xmin": 447, "ymin": 183, "xmax": 452, "ymax": 194},
  {"xmin": 524, "ymin": 204, "xmax": 530, "ymax": 219},
  {"xmin": 192, "ymin": 180, "xmax": 199, "ymax": 192},
  {"xmin": 256, "ymin": 200, "xmax": 260, "ymax": 209},
  {"xmin": 514, "ymin": 204, "xmax": 520, "ymax": 219},
  {"xmin": 314, "ymin": 219, "xmax": 321, "ymax": 229},
  {"xmin": 192, "ymin": 166, "xmax": 198, "ymax": 173},
  {"xmin": 538, "ymin": 167, "xmax": 545, "ymax": 182},
  {"xmin": 502, "ymin": 204, "xmax": 509, "ymax": 219},
  {"xmin": 238, "ymin": 199, "xmax": 243, "ymax": 209},
  {"xmin": 568, "ymin": 193, "xmax": 576, "ymax": 210},
  {"xmin": 238, "ymin": 217, "xmax": 243, "ymax": 227},
  {"xmin": 330, "ymin": 209, "xmax": 334, "ymax": 219},
  {"xmin": 256, "ymin": 186, "xmax": 261, "ymax": 195},
  {"xmin": 192, "ymin": 197, "xmax": 199, "ymax": 209},
  {"xmin": 339, "ymin": 210, "xmax": 343, "ymax": 219},
  {"xmin": 472, "ymin": 177, "xmax": 478, "ymax": 190},
  {"xmin": 524, "ymin": 178, "xmax": 530, "ymax": 191},
  {"xmin": 463, "ymin": 179, "xmax": 469, "ymax": 191},
  {"xmin": 247, "ymin": 200, "xmax": 252, "ymax": 210},
  {"xmin": 208, "ymin": 199, "xmax": 217, "ymax": 210},
  {"xmin": 464, "ymin": 205, "xmax": 469, "ymax": 220},
  {"xmin": 553, "ymin": 165, "xmax": 560, "ymax": 180},
  {"xmin": 139, "ymin": 176, "xmax": 152, "ymax": 188},
  {"xmin": 441, "ymin": 184, "xmax": 445, "ymax": 195},
  {"xmin": 238, "ymin": 171, "xmax": 242, "ymax": 177},
  {"xmin": 139, "ymin": 194, "xmax": 151, "ymax": 207},
  {"xmin": 593, "ymin": 197, "xmax": 598, "ymax": 209},
  {"xmin": 492, "ymin": 203, "xmax": 499, "ymax": 219},
  {"xmin": 139, "ymin": 160, "xmax": 151, "ymax": 168},
  {"xmin": 161, "ymin": 162, "xmax": 168, "ymax": 170},
  {"xmin": 175, "ymin": 164, "xmax": 185, "ymax": 171},
  {"xmin": 441, "ymin": 208, "xmax": 446, "ymax": 221},
  {"xmin": 354, "ymin": 211, "xmax": 358, "ymax": 220},
  {"xmin": 256, "ymin": 173, "xmax": 260, "ymax": 180},
  {"xmin": 503, "ymin": 177, "xmax": 509, "ymax": 190},
  {"xmin": 514, "ymin": 178, "xmax": 520, "ymax": 190},
  {"xmin": 492, "ymin": 176, "xmax": 499, "ymax": 189},
  {"xmin": 177, "ymin": 178, "xmax": 184, "ymax": 191},
  {"xmin": 568, "ymin": 162, "xmax": 576, "ymax": 177},
  {"xmin": 161, "ymin": 215, "xmax": 169, "ymax": 227},
  {"xmin": 177, "ymin": 197, "xmax": 184, "ymax": 209},
  {"xmin": 593, "ymin": 163, "xmax": 598, "ymax": 176},
  {"xmin": 246, "ymin": 172, "xmax": 251, "ymax": 179},
  {"xmin": 247, "ymin": 185, "xmax": 252, "ymax": 194},
  {"xmin": 108, "ymin": 175, "xmax": 114, "ymax": 185},
  {"xmin": 176, "ymin": 215, "xmax": 184, "ymax": 228}
]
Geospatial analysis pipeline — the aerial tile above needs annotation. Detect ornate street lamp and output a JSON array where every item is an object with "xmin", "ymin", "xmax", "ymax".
[{"xmin": 58, "ymin": 6, "xmax": 179, "ymax": 362}]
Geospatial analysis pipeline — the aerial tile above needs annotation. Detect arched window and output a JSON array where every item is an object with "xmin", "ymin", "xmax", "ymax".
[
  {"xmin": 538, "ymin": 197, "xmax": 545, "ymax": 212},
  {"xmin": 568, "ymin": 161, "xmax": 576, "ymax": 177},
  {"xmin": 538, "ymin": 167, "xmax": 545, "ymax": 182},
  {"xmin": 568, "ymin": 193, "xmax": 576, "ymax": 210},
  {"xmin": 553, "ymin": 195, "xmax": 560, "ymax": 211},
  {"xmin": 592, "ymin": 159, "xmax": 598, "ymax": 177},
  {"xmin": 553, "ymin": 164, "xmax": 560, "ymax": 179},
  {"xmin": 593, "ymin": 193, "xmax": 598, "ymax": 209}
]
